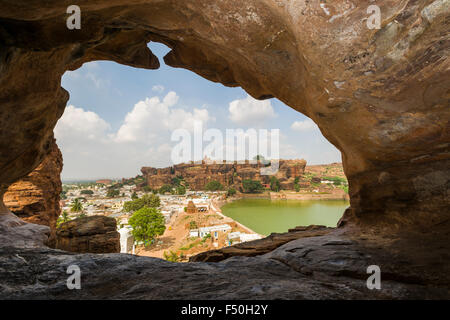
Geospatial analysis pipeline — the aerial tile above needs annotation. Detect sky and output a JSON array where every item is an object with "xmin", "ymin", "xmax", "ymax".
[{"xmin": 56, "ymin": 42, "xmax": 341, "ymax": 180}]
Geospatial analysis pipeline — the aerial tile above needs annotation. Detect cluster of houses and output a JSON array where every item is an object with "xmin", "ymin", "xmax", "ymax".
[
  {"xmin": 189, "ymin": 223, "xmax": 262, "ymax": 247},
  {"xmin": 62, "ymin": 182, "xmax": 262, "ymax": 255}
]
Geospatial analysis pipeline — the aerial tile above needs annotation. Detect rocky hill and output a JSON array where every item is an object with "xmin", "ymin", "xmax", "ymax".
[{"xmin": 141, "ymin": 159, "xmax": 307, "ymax": 191}]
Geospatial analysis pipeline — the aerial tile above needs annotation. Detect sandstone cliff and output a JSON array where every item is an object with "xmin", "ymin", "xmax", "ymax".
[
  {"xmin": 3, "ymin": 139, "xmax": 62, "ymax": 241},
  {"xmin": 142, "ymin": 159, "xmax": 307, "ymax": 190}
]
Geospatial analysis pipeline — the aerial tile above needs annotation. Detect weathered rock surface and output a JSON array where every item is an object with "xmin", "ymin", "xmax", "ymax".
[
  {"xmin": 142, "ymin": 159, "xmax": 306, "ymax": 190},
  {"xmin": 190, "ymin": 225, "xmax": 333, "ymax": 262},
  {"xmin": 0, "ymin": 226, "xmax": 449, "ymax": 299},
  {"xmin": 0, "ymin": 0, "xmax": 449, "ymax": 299},
  {"xmin": 54, "ymin": 216, "xmax": 120, "ymax": 253},
  {"xmin": 3, "ymin": 139, "xmax": 63, "ymax": 241}
]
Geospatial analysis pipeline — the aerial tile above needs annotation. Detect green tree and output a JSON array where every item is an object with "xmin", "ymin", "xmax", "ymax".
[
  {"xmin": 205, "ymin": 180, "xmax": 224, "ymax": 191},
  {"xmin": 189, "ymin": 220, "xmax": 198, "ymax": 229},
  {"xmin": 107, "ymin": 189, "xmax": 120, "ymax": 198},
  {"xmin": 56, "ymin": 210, "xmax": 71, "ymax": 228},
  {"xmin": 163, "ymin": 250, "xmax": 181, "ymax": 262},
  {"xmin": 159, "ymin": 184, "xmax": 173, "ymax": 194},
  {"xmin": 142, "ymin": 185, "xmax": 152, "ymax": 193},
  {"xmin": 175, "ymin": 185, "xmax": 186, "ymax": 195},
  {"xmin": 123, "ymin": 194, "xmax": 160, "ymax": 212},
  {"xmin": 131, "ymin": 191, "xmax": 138, "ymax": 200},
  {"xmin": 80, "ymin": 189, "xmax": 94, "ymax": 195},
  {"xmin": 270, "ymin": 176, "xmax": 281, "ymax": 192},
  {"xmin": 242, "ymin": 180, "xmax": 264, "ymax": 193},
  {"xmin": 70, "ymin": 198, "xmax": 83, "ymax": 213},
  {"xmin": 129, "ymin": 207, "xmax": 166, "ymax": 246},
  {"xmin": 294, "ymin": 177, "xmax": 300, "ymax": 192},
  {"xmin": 171, "ymin": 175, "xmax": 184, "ymax": 187},
  {"xmin": 227, "ymin": 187, "xmax": 237, "ymax": 197}
]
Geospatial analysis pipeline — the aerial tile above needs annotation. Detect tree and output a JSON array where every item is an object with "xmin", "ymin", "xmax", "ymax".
[
  {"xmin": 253, "ymin": 154, "xmax": 270, "ymax": 165},
  {"xmin": 270, "ymin": 176, "xmax": 281, "ymax": 192},
  {"xmin": 242, "ymin": 179, "xmax": 264, "ymax": 193},
  {"xmin": 171, "ymin": 175, "xmax": 184, "ymax": 187},
  {"xmin": 131, "ymin": 191, "xmax": 138, "ymax": 200},
  {"xmin": 106, "ymin": 189, "xmax": 120, "ymax": 198},
  {"xmin": 227, "ymin": 187, "xmax": 237, "ymax": 197},
  {"xmin": 80, "ymin": 189, "xmax": 94, "ymax": 195},
  {"xmin": 123, "ymin": 194, "xmax": 160, "ymax": 212},
  {"xmin": 129, "ymin": 207, "xmax": 166, "ymax": 246},
  {"xmin": 175, "ymin": 185, "xmax": 186, "ymax": 195},
  {"xmin": 70, "ymin": 198, "xmax": 83, "ymax": 213},
  {"xmin": 163, "ymin": 250, "xmax": 181, "ymax": 262},
  {"xmin": 205, "ymin": 180, "xmax": 224, "ymax": 191},
  {"xmin": 142, "ymin": 185, "xmax": 152, "ymax": 193},
  {"xmin": 294, "ymin": 177, "xmax": 300, "ymax": 192},
  {"xmin": 159, "ymin": 184, "xmax": 173, "ymax": 194},
  {"xmin": 189, "ymin": 221, "xmax": 198, "ymax": 229},
  {"xmin": 56, "ymin": 210, "xmax": 71, "ymax": 228}
]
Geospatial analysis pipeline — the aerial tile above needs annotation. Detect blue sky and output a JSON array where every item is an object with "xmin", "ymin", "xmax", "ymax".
[{"xmin": 57, "ymin": 42, "xmax": 341, "ymax": 180}]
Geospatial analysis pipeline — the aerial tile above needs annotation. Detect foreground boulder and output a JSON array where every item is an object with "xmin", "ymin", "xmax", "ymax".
[
  {"xmin": 190, "ymin": 225, "xmax": 333, "ymax": 262},
  {"xmin": 55, "ymin": 216, "xmax": 120, "ymax": 253},
  {"xmin": 0, "ymin": 225, "xmax": 449, "ymax": 299}
]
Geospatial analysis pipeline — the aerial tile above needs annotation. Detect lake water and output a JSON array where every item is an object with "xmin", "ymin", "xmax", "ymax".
[{"xmin": 221, "ymin": 199, "xmax": 349, "ymax": 236}]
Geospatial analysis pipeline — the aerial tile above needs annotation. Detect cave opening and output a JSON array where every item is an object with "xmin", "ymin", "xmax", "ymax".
[
  {"xmin": 0, "ymin": 0, "xmax": 448, "ymax": 299},
  {"xmin": 45, "ymin": 41, "xmax": 349, "ymax": 258}
]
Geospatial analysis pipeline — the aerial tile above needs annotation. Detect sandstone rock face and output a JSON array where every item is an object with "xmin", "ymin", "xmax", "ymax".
[
  {"xmin": 0, "ymin": 0, "xmax": 449, "ymax": 299},
  {"xmin": 55, "ymin": 216, "xmax": 120, "ymax": 253},
  {"xmin": 0, "ymin": 1, "xmax": 448, "ymax": 232},
  {"xmin": 142, "ymin": 159, "xmax": 306, "ymax": 190},
  {"xmin": 3, "ymin": 139, "xmax": 63, "ymax": 240}
]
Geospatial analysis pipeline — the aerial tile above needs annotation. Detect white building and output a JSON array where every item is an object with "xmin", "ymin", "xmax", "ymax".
[
  {"xmin": 118, "ymin": 227, "xmax": 135, "ymax": 254},
  {"xmin": 198, "ymin": 224, "xmax": 232, "ymax": 238}
]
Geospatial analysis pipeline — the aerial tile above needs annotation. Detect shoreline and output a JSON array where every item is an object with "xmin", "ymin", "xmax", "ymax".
[
  {"xmin": 212, "ymin": 194, "xmax": 350, "ymax": 237},
  {"xmin": 210, "ymin": 197, "xmax": 263, "ymax": 237}
]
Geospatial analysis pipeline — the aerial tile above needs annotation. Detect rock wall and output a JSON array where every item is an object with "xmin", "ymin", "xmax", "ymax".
[
  {"xmin": 3, "ymin": 139, "xmax": 62, "ymax": 241},
  {"xmin": 0, "ymin": 1, "xmax": 447, "ymax": 235},
  {"xmin": 0, "ymin": 0, "xmax": 448, "ymax": 299},
  {"xmin": 141, "ymin": 159, "xmax": 307, "ymax": 190},
  {"xmin": 55, "ymin": 216, "xmax": 120, "ymax": 253}
]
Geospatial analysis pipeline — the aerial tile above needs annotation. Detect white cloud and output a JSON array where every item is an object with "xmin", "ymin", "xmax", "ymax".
[
  {"xmin": 114, "ymin": 91, "xmax": 211, "ymax": 143},
  {"xmin": 152, "ymin": 85, "xmax": 165, "ymax": 93},
  {"xmin": 228, "ymin": 95, "xmax": 276, "ymax": 126},
  {"xmin": 55, "ymin": 91, "xmax": 213, "ymax": 179},
  {"xmin": 291, "ymin": 118, "xmax": 319, "ymax": 132},
  {"xmin": 54, "ymin": 105, "xmax": 110, "ymax": 141},
  {"xmin": 163, "ymin": 91, "xmax": 179, "ymax": 107}
]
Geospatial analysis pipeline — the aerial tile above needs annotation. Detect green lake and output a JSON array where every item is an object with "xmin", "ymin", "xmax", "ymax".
[{"xmin": 221, "ymin": 199, "xmax": 349, "ymax": 236}]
